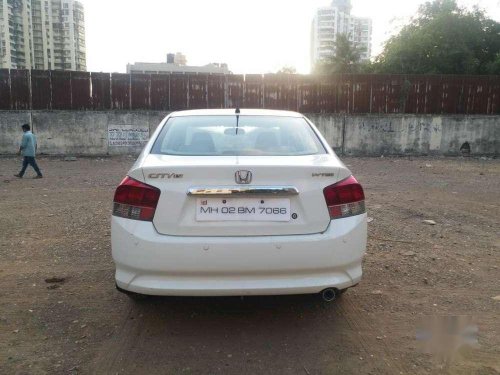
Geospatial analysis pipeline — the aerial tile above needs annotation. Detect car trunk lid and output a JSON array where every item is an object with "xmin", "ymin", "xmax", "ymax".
[{"xmin": 139, "ymin": 154, "xmax": 349, "ymax": 236}]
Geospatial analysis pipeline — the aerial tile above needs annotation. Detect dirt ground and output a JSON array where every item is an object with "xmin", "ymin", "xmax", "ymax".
[{"xmin": 0, "ymin": 155, "xmax": 499, "ymax": 375}]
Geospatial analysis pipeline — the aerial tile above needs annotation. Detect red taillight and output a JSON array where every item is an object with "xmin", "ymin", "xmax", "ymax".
[
  {"xmin": 323, "ymin": 175, "xmax": 366, "ymax": 219},
  {"xmin": 113, "ymin": 176, "xmax": 161, "ymax": 221}
]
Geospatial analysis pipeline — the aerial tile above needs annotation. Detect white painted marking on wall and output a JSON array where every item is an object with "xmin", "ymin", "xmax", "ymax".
[{"xmin": 108, "ymin": 124, "xmax": 149, "ymax": 147}]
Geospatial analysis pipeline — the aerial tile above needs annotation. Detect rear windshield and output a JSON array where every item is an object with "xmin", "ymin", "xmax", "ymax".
[{"xmin": 151, "ymin": 115, "xmax": 326, "ymax": 156}]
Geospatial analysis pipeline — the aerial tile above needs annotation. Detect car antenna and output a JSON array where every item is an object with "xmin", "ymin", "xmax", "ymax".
[{"xmin": 235, "ymin": 107, "xmax": 240, "ymax": 135}]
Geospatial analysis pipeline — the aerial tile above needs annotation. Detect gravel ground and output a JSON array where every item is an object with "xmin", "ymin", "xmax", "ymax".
[{"xmin": 0, "ymin": 155, "xmax": 499, "ymax": 375}]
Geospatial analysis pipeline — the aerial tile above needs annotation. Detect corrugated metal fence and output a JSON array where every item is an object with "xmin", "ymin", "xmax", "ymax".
[{"xmin": 0, "ymin": 69, "xmax": 499, "ymax": 114}]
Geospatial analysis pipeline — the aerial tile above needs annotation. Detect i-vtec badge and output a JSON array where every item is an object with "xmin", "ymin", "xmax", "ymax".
[{"xmin": 149, "ymin": 173, "xmax": 183, "ymax": 179}]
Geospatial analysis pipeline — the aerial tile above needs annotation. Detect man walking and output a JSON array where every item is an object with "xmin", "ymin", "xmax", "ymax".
[{"xmin": 14, "ymin": 124, "xmax": 43, "ymax": 179}]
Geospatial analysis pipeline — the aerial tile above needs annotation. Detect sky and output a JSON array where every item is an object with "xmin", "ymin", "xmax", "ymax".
[{"xmin": 82, "ymin": 0, "xmax": 500, "ymax": 74}]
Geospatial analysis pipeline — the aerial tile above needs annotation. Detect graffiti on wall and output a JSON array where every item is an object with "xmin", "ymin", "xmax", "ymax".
[{"xmin": 108, "ymin": 125, "xmax": 149, "ymax": 147}]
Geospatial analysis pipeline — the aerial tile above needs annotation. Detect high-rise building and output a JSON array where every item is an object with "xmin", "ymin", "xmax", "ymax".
[
  {"xmin": 0, "ymin": 0, "xmax": 86, "ymax": 70},
  {"xmin": 311, "ymin": 0, "xmax": 372, "ymax": 68}
]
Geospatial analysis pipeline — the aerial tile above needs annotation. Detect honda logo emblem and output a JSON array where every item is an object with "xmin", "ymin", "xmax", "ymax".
[{"xmin": 235, "ymin": 170, "xmax": 252, "ymax": 184}]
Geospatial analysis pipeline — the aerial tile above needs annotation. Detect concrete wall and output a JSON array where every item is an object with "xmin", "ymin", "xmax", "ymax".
[
  {"xmin": 0, "ymin": 111, "xmax": 32, "ymax": 153},
  {"xmin": 0, "ymin": 111, "xmax": 167, "ymax": 155},
  {"xmin": 0, "ymin": 111, "xmax": 498, "ymax": 156},
  {"xmin": 343, "ymin": 115, "xmax": 499, "ymax": 156},
  {"xmin": 306, "ymin": 114, "xmax": 344, "ymax": 153}
]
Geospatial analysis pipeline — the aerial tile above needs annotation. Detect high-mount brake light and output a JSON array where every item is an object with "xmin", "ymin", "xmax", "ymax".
[
  {"xmin": 323, "ymin": 176, "xmax": 366, "ymax": 219},
  {"xmin": 113, "ymin": 176, "xmax": 161, "ymax": 221}
]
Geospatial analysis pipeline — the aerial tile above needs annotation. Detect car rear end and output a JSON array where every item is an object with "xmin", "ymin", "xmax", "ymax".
[{"xmin": 111, "ymin": 110, "xmax": 367, "ymax": 297}]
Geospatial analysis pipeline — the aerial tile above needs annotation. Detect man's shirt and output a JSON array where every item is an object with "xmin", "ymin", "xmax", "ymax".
[{"xmin": 21, "ymin": 131, "xmax": 37, "ymax": 157}]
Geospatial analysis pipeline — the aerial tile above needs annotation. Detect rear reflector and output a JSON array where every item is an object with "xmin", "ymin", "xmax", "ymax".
[
  {"xmin": 323, "ymin": 175, "xmax": 365, "ymax": 219},
  {"xmin": 113, "ymin": 176, "xmax": 161, "ymax": 221}
]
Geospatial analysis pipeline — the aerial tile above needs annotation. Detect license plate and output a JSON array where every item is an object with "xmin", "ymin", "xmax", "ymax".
[{"xmin": 196, "ymin": 198, "xmax": 290, "ymax": 222}]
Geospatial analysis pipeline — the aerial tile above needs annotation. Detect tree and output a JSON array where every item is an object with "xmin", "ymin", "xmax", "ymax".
[
  {"xmin": 277, "ymin": 66, "xmax": 297, "ymax": 74},
  {"xmin": 486, "ymin": 53, "xmax": 500, "ymax": 74},
  {"xmin": 314, "ymin": 34, "xmax": 366, "ymax": 74},
  {"xmin": 374, "ymin": 0, "xmax": 500, "ymax": 74}
]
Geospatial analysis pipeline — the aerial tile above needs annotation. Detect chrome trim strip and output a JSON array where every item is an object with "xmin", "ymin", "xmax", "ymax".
[{"xmin": 187, "ymin": 186, "xmax": 299, "ymax": 196}]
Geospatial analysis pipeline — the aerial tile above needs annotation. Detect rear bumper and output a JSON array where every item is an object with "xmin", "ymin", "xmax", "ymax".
[{"xmin": 111, "ymin": 214, "xmax": 367, "ymax": 296}]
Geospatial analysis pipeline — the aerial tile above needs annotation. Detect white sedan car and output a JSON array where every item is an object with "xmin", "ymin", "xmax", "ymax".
[{"xmin": 112, "ymin": 109, "xmax": 367, "ymax": 301}]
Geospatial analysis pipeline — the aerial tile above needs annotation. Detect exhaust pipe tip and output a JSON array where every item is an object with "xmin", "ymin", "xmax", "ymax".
[{"xmin": 321, "ymin": 288, "xmax": 337, "ymax": 302}]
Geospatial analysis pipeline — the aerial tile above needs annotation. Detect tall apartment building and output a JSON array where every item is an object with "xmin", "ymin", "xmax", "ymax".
[
  {"xmin": 311, "ymin": 0, "xmax": 372, "ymax": 68},
  {"xmin": 0, "ymin": 0, "xmax": 86, "ymax": 70}
]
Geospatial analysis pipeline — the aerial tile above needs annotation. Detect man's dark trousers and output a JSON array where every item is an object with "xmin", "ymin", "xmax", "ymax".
[{"xmin": 19, "ymin": 156, "xmax": 42, "ymax": 177}]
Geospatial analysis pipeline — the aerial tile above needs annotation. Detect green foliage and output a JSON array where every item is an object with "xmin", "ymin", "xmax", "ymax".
[
  {"xmin": 486, "ymin": 53, "xmax": 500, "ymax": 74},
  {"xmin": 374, "ymin": 0, "xmax": 500, "ymax": 74},
  {"xmin": 314, "ymin": 34, "xmax": 366, "ymax": 74},
  {"xmin": 276, "ymin": 66, "xmax": 297, "ymax": 74}
]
